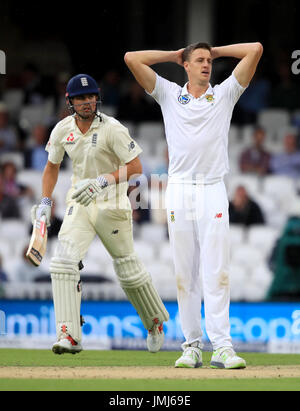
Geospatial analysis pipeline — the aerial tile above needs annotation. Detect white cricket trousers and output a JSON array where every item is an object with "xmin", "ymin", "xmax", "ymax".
[{"xmin": 165, "ymin": 179, "xmax": 233, "ymax": 351}]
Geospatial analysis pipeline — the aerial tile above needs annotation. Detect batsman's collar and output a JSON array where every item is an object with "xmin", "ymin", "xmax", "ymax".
[
  {"xmin": 71, "ymin": 112, "xmax": 102, "ymax": 130},
  {"xmin": 181, "ymin": 82, "xmax": 214, "ymax": 100}
]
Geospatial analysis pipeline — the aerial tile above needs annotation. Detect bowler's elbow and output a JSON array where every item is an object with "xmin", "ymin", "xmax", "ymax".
[
  {"xmin": 124, "ymin": 51, "xmax": 136, "ymax": 67},
  {"xmin": 253, "ymin": 42, "xmax": 263, "ymax": 56}
]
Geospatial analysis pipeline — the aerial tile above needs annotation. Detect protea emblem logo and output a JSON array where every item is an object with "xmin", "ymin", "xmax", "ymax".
[{"xmin": 205, "ymin": 94, "xmax": 215, "ymax": 103}]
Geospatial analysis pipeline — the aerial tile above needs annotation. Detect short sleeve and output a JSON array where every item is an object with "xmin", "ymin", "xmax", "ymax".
[
  {"xmin": 45, "ymin": 124, "xmax": 65, "ymax": 164},
  {"xmin": 147, "ymin": 73, "xmax": 178, "ymax": 105},
  {"xmin": 218, "ymin": 72, "xmax": 247, "ymax": 106},
  {"xmin": 110, "ymin": 123, "xmax": 143, "ymax": 164}
]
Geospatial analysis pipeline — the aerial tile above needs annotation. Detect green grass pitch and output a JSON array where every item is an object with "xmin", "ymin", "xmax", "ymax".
[{"xmin": 0, "ymin": 349, "xmax": 299, "ymax": 391}]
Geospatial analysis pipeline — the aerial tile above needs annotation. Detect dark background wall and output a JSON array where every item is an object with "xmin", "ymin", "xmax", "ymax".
[{"xmin": 0, "ymin": 0, "xmax": 299, "ymax": 97}]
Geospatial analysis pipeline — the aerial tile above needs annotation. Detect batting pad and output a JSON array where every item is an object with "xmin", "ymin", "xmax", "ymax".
[
  {"xmin": 113, "ymin": 254, "xmax": 169, "ymax": 330},
  {"xmin": 50, "ymin": 240, "xmax": 82, "ymax": 343}
]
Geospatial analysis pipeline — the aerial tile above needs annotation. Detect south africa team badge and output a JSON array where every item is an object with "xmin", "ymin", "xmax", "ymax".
[
  {"xmin": 178, "ymin": 94, "xmax": 190, "ymax": 105},
  {"xmin": 205, "ymin": 94, "xmax": 215, "ymax": 104}
]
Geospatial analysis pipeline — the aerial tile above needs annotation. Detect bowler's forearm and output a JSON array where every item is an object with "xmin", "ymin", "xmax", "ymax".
[
  {"xmin": 212, "ymin": 43, "xmax": 263, "ymax": 60},
  {"xmin": 125, "ymin": 50, "xmax": 180, "ymax": 67}
]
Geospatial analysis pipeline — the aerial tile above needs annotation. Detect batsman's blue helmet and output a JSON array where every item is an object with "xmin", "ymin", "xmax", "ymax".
[
  {"xmin": 65, "ymin": 74, "xmax": 99, "ymax": 98},
  {"xmin": 65, "ymin": 74, "xmax": 102, "ymax": 117}
]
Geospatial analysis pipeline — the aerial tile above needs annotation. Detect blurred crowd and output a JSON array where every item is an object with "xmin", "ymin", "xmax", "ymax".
[{"xmin": 0, "ymin": 60, "xmax": 300, "ymax": 301}]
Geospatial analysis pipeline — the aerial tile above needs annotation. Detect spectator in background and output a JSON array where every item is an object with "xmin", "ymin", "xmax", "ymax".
[
  {"xmin": 117, "ymin": 80, "xmax": 161, "ymax": 123},
  {"xmin": 0, "ymin": 168, "xmax": 20, "ymax": 218},
  {"xmin": 14, "ymin": 245, "xmax": 47, "ymax": 282},
  {"xmin": 20, "ymin": 62, "xmax": 47, "ymax": 105},
  {"xmin": 270, "ymin": 61, "xmax": 300, "ymax": 111},
  {"xmin": 128, "ymin": 184, "xmax": 150, "ymax": 226},
  {"xmin": 0, "ymin": 254, "xmax": 8, "ymax": 297},
  {"xmin": 239, "ymin": 126, "xmax": 271, "ymax": 175},
  {"xmin": 24, "ymin": 124, "xmax": 49, "ymax": 170},
  {"xmin": 52, "ymin": 72, "xmax": 70, "ymax": 119},
  {"xmin": 267, "ymin": 200, "xmax": 300, "ymax": 301},
  {"xmin": 270, "ymin": 132, "xmax": 300, "ymax": 178},
  {"xmin": 229, "ymin": 185, "xmax": 265, "ymax": 227},
  {"xmin": 0, "ymin": 255, "xmax": 8, "ymax": 283},
  {"xmin": 47, "ymin": 199, "xmax": 63, "ymax": 239},
  {"xmin": 1, "ymin": 161, "xmax": 35, "ymax": 217},
  {"xmin": 100, "ymin": 69, "xmax": 122, "ymax": 109},
  {"xmin": 152, "ymin": 146, "xmax": 169, "ymax": 177},
  {"xmin": 235, "ymin": 71, "xmax": 271, "ymax": 124},
  {"xmin": 0, "ymin": 102, "xmax": 19, "ymax": 154}
]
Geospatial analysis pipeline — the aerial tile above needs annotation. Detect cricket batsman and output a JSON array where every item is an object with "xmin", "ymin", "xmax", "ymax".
[{"xmin": 31, "ymin": 73, "xmax": 169, "ymax": 354}]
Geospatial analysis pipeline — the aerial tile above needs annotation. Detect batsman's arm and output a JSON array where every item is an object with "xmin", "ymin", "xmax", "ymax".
[
  {"xmin": 124, "ymin": 49, "xmax": 184, "ymax": 93},
  {"xmin": 42, "ymin": 160, "xmax": 60, "ymax": 199},
  {"xmin": 211, "ymin": 42, "xmax": 263, "ymax": 87},
  {"xmin": 71, "ymin": 157, "xmax": 143, "ymax": 206},
  {"xmin": 30, "ymin": 160, "xmax": 60, "ymax": 226},
  {"xmin": 103, "ymin": 156, "xmax": 142, "ymax": 186}
]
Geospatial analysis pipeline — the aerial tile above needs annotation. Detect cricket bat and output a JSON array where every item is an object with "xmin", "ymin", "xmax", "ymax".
[{"xmin": 26, "ymin": 215, "xmax": 48, "ymax": 266}]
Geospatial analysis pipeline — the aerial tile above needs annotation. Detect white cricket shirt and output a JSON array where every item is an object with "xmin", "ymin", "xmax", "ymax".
[
  {"xmin": 149, "ymin": 72, "xmax": 246, "ymax": 183},
  {"xmin": 45, "ymin": 113, "xmax": 142, "ymax": 208}
]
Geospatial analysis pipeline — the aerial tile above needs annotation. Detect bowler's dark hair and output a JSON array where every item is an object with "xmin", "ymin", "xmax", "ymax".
[{"xmin": 182, "ymin": 42, "xmax": 212, "ymax": 62}]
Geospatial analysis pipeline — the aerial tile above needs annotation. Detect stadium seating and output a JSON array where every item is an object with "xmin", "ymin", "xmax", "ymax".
[
  {"xmin": 262, "ymin": 175, "xmax": 298, "ymax": 213},
  {"xmin": 247, "ymin": 225, "xmax": 279, "ymax": 257},
  {"xmin": 2, "ymin": 89, "xmax": 24, "ymax": 120},
  {"xmin": 1, "ymin": 113, "xmax": 300, "ymax": 302},
  {"xmin": 257, "ymin": 108, "xmax": 290, "ymax": 140},
  {"xmin": 137, "ymin": 121, "xmax": 165, "ymax": 141},
  {"xmin": 139, "ymin": 222, "xmax": 168, "ymax": 244}
]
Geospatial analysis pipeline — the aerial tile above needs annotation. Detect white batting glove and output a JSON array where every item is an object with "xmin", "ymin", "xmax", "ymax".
[
  {"xmin": 71, "ymin": 176, "xmax": 108, "ymax": 206},
  {"xmin": 31, "ymin": 197, "xmax": 53, "ymax": 227}
]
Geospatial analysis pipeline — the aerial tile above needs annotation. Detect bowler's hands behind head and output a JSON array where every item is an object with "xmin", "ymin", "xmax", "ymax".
[{"xmin": 175, "ymin": 48, "xmax": 185, "ymax": 66}]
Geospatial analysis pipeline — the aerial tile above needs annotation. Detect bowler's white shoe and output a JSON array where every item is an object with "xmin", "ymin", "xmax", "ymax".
[
  {"xmin": 175, "ymin": 342, "xmax": 202, "ymax": 368},
  {"xmin": 147, "ymin": 320, "xmax": 165, "ymax": 353},
  {"xmin": 52, "ymin": 334, "xmax": 83, "ymax": 355},
  {"xmin": 210, "ymin": 347, "xmax": 246, "ymax": 369}
]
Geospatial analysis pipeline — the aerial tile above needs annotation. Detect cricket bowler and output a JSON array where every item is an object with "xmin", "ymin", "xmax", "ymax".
[
  {"xmin": 125, "ymin": 42, "xmax": 263, "ymax": 368},
  {"xmin": 31, "ymin": 73, "xmax": 169, "ymax": 354}
]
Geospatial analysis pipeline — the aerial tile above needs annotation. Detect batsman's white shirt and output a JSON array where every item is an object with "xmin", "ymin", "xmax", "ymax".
[
  {"xmin": 149, "ymin": 72, "xmax": 245, "ymax": 182},
  {"xmin": 149, "ymin": 73, "xmax": 246, "ymax": 350},
  {"xmin": 46, "ymin": 113, "xmax": 142, "ymax": 209},
  {"xmin": 45, "ymin": 113, "xmax": 142, "ymax": 260}
]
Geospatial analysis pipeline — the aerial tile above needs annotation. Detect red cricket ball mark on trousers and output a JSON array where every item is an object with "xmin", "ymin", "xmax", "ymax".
[{"xmin": 215, "ymin": 213, "xmax": 223, "ymax": 219}]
